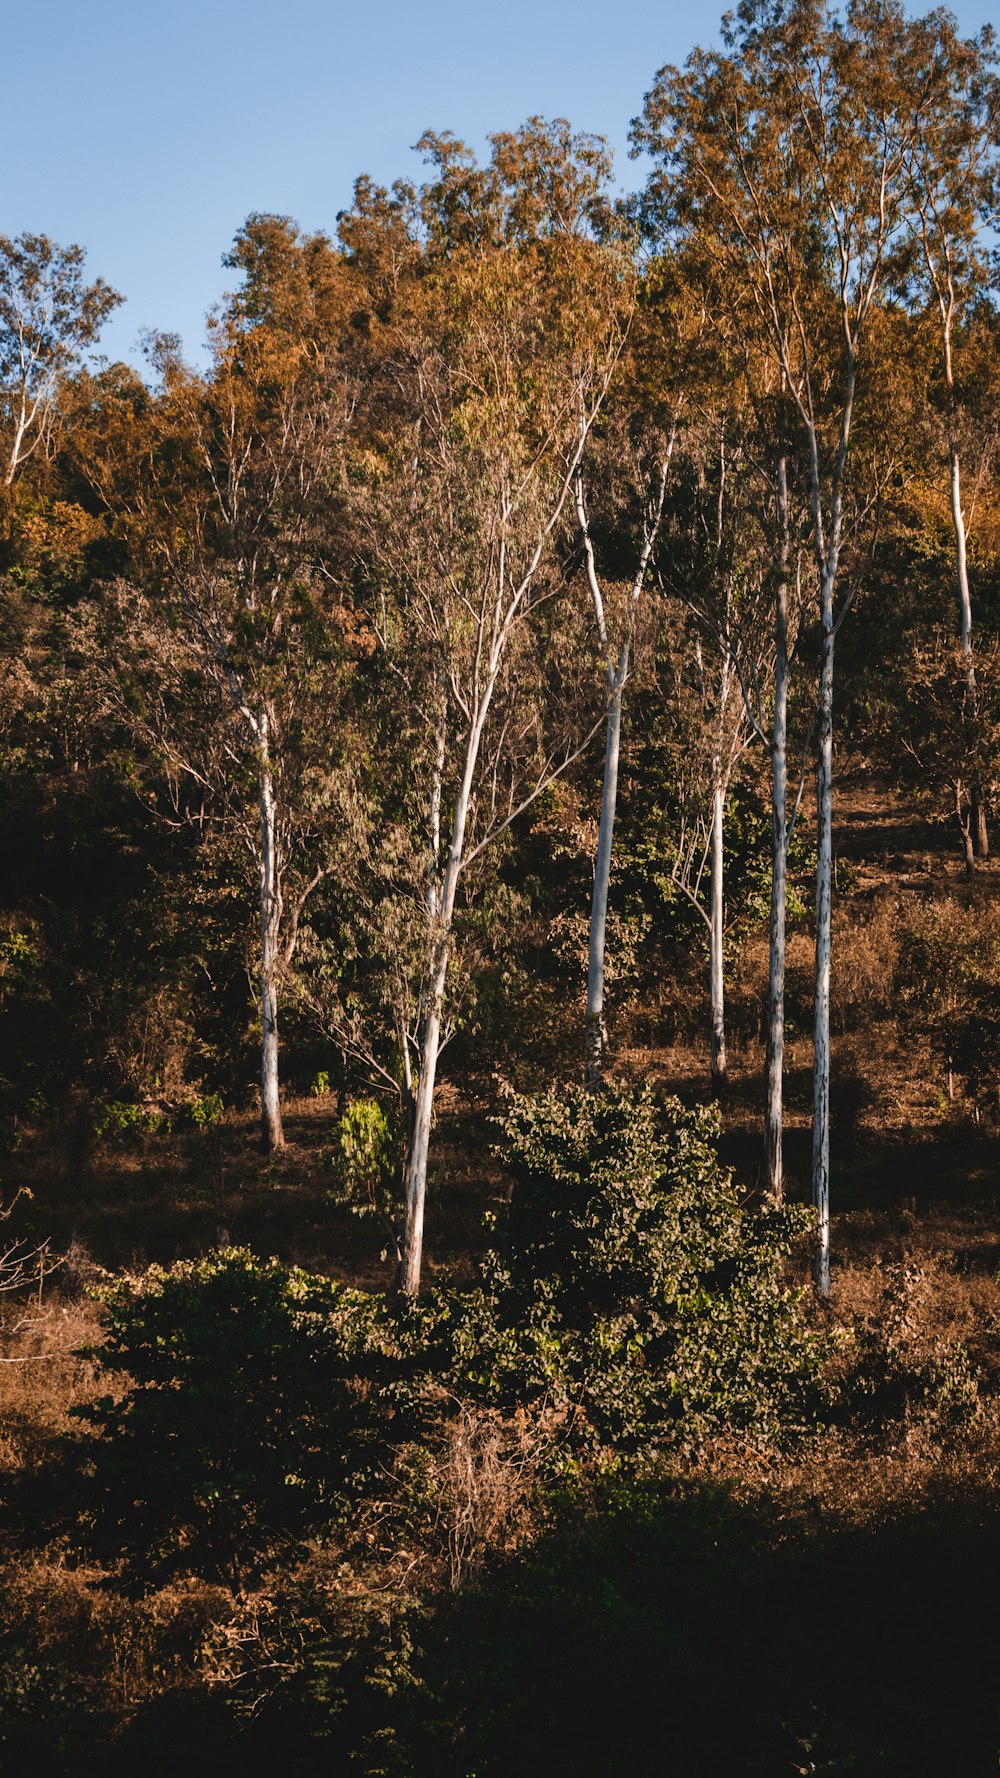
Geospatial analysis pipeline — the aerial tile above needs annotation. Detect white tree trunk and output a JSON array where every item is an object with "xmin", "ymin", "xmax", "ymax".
[
  {"xmin": 258, "ymin": 744, "xmax": 284, "ymax": 1152},
  {"xmin": 401, "ymin": 939, "xmax": 448, "ymax": 1296},
  {"xmin": 766, "ymin": 568, "xmax": 789, "ymax": 1201},
  {"xmin": 951, "ymin": 444, "xmax": 973, "ymax": 661},
  {"xmin": 401, "ymin": 705, "xmax": 484, "ymax": 1295},
  {"xmin": 766, "ymin": 457, "xmax": 790, "ymax": 1201},
  {"xmin": 805, "ymin": 341, "xmax": 854, "ymax": 1299},
  {"xmin": 576, "ymin": 447, "xmax": 673, "ymax": 1091},
  {"xmin": 586, "ymin": 661, "xmax": 625, "ymax": 1089},
  {"xmin": 950, "ymin": 444, "xmax": 988, "ymax": 860},
  {"xmin": 709, "ymin": 776, "xmax": 727, "ymax": 1091},
  {"xmin": 811, "ymin": 585, "xmax": 834, "ymax": 1296}
]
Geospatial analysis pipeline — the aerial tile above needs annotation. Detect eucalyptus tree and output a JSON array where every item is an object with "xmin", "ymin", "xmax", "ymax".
[
  {"xmin": 79, "ymin": 216, "xmax": 358, "ymax": 1149},
  {"xmin": 0, "ymin": 233, "xmax": 120, "ymax": 490},
  {"xmin": 898, "ymin": 17, "xmax": 1000, "ymax": 861},
  {"xmin": 656, "ymin": 405, "xmax": 775, "ymax": 1094},
  {"xmin": 573, "ymin": 280, "xmax": 684, "ymax": 1087},
  {"xmin": 636, "ymin": 0, "xmax": 943, "ymax": 1291},
  {"xmin": 342, "ymin": 122, "xmax": 632, "ymax": 1293}
]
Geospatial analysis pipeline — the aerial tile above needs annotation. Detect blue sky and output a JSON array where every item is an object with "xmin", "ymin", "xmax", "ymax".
[{"xmin": 2, "ymin": 0, "xmax": 994, "ymax": 368}]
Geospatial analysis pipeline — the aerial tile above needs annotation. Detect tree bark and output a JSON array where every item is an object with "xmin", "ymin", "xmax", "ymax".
[
  {"xmin": 400, "ymin": 698, "xmax": 485, "ymax": 1295},
  {"xmin": 955, "ymin": 781, "xmax": 976, "ymax": 879},
  {"xmin": 709, "ymin": 776, "xmax": 727, "ymax": 1092},
  {"xmin": 765, "ymin": 460, "xmax": 790, "ymax": 1200},
  {"xmin": 258, "ymin": 737, "xmax": 284, "ymax": 1152},
  {"xmin": 577, "ymin": 446, "xmax": 673, "ymax": 1092},
  {"xmin": 973, "ymin": 785, "xmax": 989, "ymax": 860},
  {"xmin": 585, "ymin": 662, "xmax": 625, "ymax": 1089},
  {"xmin": 951, "ymin": 445, "xmax": 973, "ymax": 663},
  {"xmin": 950, "ymin": 437, "xmax": 987, "ymax": 861},
  {"xmin": 812, "ymin": 583, "xmax": 834, "ymax": 1296},
  {"xmin": 806, "ymin": 335, "xmax": 855, "ymax": 1299},
  {"xmin": 401, "ymin": 937, "xmax": 448, "ymax": 1297}
]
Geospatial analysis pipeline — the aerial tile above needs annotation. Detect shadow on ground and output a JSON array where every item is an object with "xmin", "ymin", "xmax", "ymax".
[{"xmin": 62, "ymin": 1473, "xmax": 998, "ymax": 1777}]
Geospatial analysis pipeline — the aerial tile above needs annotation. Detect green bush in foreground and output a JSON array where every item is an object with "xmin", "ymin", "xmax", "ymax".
[
  {"xmin": 76, "ymin": 1087, "xmax": 827, "ymax": 1575},
  {"xmin": 431, "ymin": 1084, "xmax": 826, "ymax": 1453}
]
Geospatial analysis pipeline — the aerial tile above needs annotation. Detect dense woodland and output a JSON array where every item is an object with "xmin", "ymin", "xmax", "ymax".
[{"xmin": 1, "ymin": 1, "xmax": 1000, "ymax": 1770}]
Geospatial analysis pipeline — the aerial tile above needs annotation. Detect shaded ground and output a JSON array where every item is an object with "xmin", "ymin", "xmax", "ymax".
[{"xmin": 8, "ymin": 1465, "xmax": 997, "ymax": 1777}]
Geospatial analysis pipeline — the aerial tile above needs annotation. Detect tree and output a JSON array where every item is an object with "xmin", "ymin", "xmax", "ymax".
[
  {"xmin": 898, "ymin": 18, "xmax": 1000, "ymax": 860},
  {"xmin": 79, "ymin": 217, "xmax": 359, "ymax": 1149},
  {"xmin": 341, "ymin": 123, "xmax": 632, "ymax": 1292},
  {"xmin": 573, "ymin": 307, "xmax": 678, "ymax": 1087},
  {"xmin": 0, "ymin": 233, "xmax": 120, "ymax": 490},
  {"xmin": 636, "ymin": 0, "xmax": 936, "ymax": 1291},
  {"xmin": 656, "ymin": 412, "xmax": 772, "ymax": 1094}
]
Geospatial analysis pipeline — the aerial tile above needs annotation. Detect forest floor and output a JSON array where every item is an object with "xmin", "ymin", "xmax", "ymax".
[{"xmin": 1, "ymin": 778, "xmax": 998, "ymax": 1772}]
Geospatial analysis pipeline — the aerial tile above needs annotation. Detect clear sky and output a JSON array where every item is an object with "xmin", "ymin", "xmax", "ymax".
[{"xmin": 2, "ymin": 0, "xmax": 994, "ymax": 368}]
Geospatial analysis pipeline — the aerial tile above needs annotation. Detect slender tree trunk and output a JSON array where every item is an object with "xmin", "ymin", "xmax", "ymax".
[
  {"xmin": 401, "ymin": 700, "xmax": 486, "ymax": 1294},
  {"xmin": 586, "ymin": 661, "xmax": 625, "ymax": 1089},
  {"xmin": 949, "ymin": 445, "xmax": 988, "ymax": 861},
  {"xmin": 709, "ymin": 776, "xmax": 727, "ymax": 1092},
  {"xmin": 955, "ymin": 781, "xmax": 976, "ymax": 878},
  {"xmin": 766, "ymin": 466, "xmax": 790, "ymax": 1199},
  {"xmin": 973, "ymin": 787, "xmax": 989, "ymax": 859},
  {"xmin": 812, "ymin": 582, "xmax": 834, "ymax": 1296},
  {"xmin": 401, "ymin": 938, "xmax": 449, "ymax": 1297},
  {"xmin": 951, "ymin": 446, "xmax": 973, "ymax": 660},
  {"xmin": 258, "ymin": 743, "xmax": 284, "ymax": 1152},
  {"xmin": 577, "ymin": 443, "xmax": 673, "ymax": 1091},
  {"xmin": 4, "ymin": 400, "xmax": 29, "ymax": 486}
]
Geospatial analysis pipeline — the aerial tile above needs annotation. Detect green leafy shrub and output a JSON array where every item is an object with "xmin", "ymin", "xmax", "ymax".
[
  {"xmin": 430, "ymin": 1084, "xmax": 825, "ymax": 1455},
  {"xmin": 73, "ymin": 1091, "xmax": 827, "ymax": 1579},
  {"xmin": 183, "ymin": 1091, "xmax": 224, "ymax": 1128},
  {"xmin": 93, "ymin": 1099, "xmax": 169, "ymax": 1140},
  {"xmin": 75, "ymin": 1248, "xmax": 396, "ymax": 1572},
  {"xmin": 328, "ymin": 1098, "xmax": 401, "ymax": 1257}
]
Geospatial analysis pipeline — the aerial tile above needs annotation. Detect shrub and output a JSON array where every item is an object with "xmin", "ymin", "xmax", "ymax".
[
  {"xmin": 93, "ymin": 1099, "xmax": 168, "ymax": 1140},
  {"xmin": 75, "ymin": 1248, "xmax": 396, "ymax": 1572},
  {"xmin": 430, "ymin": 1084, "xmax": 825, "ymax": 1455},
  {"xmin": 183, "ymin": 1091, "xmax": 224, "ymax": 1128},
  {"xmin": 328, "ymin": 1097, "xmax": 402, "ymax": 1262}
]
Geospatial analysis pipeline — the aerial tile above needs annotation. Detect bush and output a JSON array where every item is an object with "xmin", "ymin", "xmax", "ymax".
[
  {"xmin": 183, "ymin": 1092, "xmax": 224, "ymax": 1128},
  {"xmin": 93, "ymin": 1099, "xmax": 168, "ymax": 1140},
  {"xmin": 73, "ymin": 1090, "xmax": 827, "ymax": 1578},
  {"xmin": 430, "ymin": 1084, "xmax": 825, "ymax": 1455},
  {"xmin": 328, "ymin": 1097, "xmax": 397, "ymax": 1219},
  {"xmin": 328, "ymin": 1097, "xmax": 403, "ymax": 1265},
  {"xmin": 75, "ymin": 1248, "xmax": 396, "ymax": 1572}
]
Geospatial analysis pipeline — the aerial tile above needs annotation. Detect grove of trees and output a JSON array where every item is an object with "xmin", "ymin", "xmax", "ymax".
[{"xmin": 3, "ymin": 0, "xmax": 1000, "ymax": 1305}]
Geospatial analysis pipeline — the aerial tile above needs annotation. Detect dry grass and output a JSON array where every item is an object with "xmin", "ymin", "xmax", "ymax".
[
  {"xmin": 0, "ymin": 1551, "xmax": 230, "ymax": 1711},
  {"xmin": 433, "ymin": 1405, "xmax": 549, "ymax": 1590},
  {"xmin": 0, "ymin": 1283, "xmax": 110, "ymax": 1473}
]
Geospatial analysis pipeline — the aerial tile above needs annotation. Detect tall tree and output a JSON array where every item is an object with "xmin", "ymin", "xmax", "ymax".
[
  {"xmin": 574, "ymin": 312, "xmax": 679, "ymax": 1088},
  {"xmin": 342, "ymin": 122, "xmax": 631, "ymax": 1291},
  {"xmin": 80, "ymin": 217, "xmax": 358, "ymax": 1149},
  {"xmin": 657, "ymin": 413, "xmax": 770, "ymax": 1094},
  {"xmin": 899, "ymin": 17, "xmax": 1000, "ymax": 862},
  {"xmin": 637, "ymin": 0, "xmax": 936, "ymax": 1290},
  {"xmin": 0, "ymin": 234, "xmax": 119, "ymax": 491}
]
